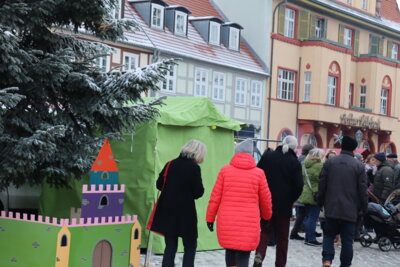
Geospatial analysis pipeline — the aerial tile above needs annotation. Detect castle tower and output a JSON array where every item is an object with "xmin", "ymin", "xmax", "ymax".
[
  {"xmin": 80, "ymin": 139, "xmax": 125, "ymax": 218},
  {"xmin": 55, "ymin": 225, "xmax": 71, "ymax": 267},
  {"xmin": 90, "ymin": 139, "xmax": 119, "ymax": 186},
  {"xmin": 129, "ymin": 221, "xmax": 142, "ymax": 267}
]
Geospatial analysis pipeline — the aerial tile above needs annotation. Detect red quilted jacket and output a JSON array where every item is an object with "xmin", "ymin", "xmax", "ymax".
[{"xmin": 206, "ymin": 153, "xmax": 272, "ymax": 251}]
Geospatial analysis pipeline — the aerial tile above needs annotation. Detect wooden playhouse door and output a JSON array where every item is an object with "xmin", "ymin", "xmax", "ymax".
[{"xmin": 92, "ymin": 240, "xmax": 112, "ymax": 267}]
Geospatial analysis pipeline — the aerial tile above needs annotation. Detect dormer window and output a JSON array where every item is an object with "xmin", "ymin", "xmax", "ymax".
[
  {"xmin": 175, "ymin": 11, "xmax": 187, "ymax": 36},
  {"xmin": 110, "ymin": 0, "xmax": 122, "ymax": 19},
  {"xmin": 209, "ymin": 21, "xmax": 220, "ymax": 45},
  {"xmin": 229, "ymin": 27, "xmax": 240, "ymax": 51},
  {"xmin": 151, "ymin": 4, "xmax": 164, "ymax": 29}
]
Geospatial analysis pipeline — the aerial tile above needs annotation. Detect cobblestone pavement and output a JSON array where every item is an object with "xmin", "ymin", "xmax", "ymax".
[{"xmin": 141, "ymin": 235, "xmax": 400, "ymax": 267}]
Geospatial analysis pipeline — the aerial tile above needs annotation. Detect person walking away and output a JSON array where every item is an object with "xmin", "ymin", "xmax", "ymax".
[
  {"xmin": 318, "ymin": 136, "xmax": 368, "ymax": 267},
  {"xmin": 150, "ymin": 140, "xmax": 207, "ymax": 267},
  {"xmin": 324, "ymin": 150, "xmax": 337, "ymax": 161},
  {"xmin": 387, "ymin": 154, "xmax": 400, "ymax": 189},
  {"xmin": 206, "ymin": 139, "xmax": 272, "ymax": 267},
  {"xmin": 253, "ymin": 135, "xmax": 303, "ymax": 267},
  {"xmin": 372, "ymin": 152, "xmax": 395, "ymax": 203},
  {"xmin": 290, "ymin": 144, "xmax": 314, "ymax": 241},
  {"xmin": 298, "ymin": 148, "xmax": 324, "ymax": 246}
]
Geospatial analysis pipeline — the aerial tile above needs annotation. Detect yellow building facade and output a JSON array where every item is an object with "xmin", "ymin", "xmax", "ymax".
[{"xmin": 267, "ymin": 0, "xmax": 400, "ymax": 153}]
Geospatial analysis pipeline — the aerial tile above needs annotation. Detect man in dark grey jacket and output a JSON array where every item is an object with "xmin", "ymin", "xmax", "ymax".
[
  {"xmin": 318, "ymin": 136, "xmax": 368, "ymax": 267},
  {"xmin": 373, "ymin": 152, "xmax": 395, "ymax": 202}
]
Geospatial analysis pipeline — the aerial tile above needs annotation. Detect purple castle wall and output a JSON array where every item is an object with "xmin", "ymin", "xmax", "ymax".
[{"xmin": 81, "ymin": 192, "xmax": 124, "ymax": 218}]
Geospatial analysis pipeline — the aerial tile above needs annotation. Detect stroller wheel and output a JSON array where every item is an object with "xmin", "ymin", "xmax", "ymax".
[
  {"xmin": 360, "ymin": 233, "xmax": 373, "ymax": 247},
  {"xmin": 393, "ymin": 241, "xmax": 400, "ymax": 249},
  {"xmin": 378, "ymin": 237, "xmax": 392, "ymax": 252}
]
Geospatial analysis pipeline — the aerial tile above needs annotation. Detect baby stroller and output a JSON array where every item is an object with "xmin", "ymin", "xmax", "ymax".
[{"xmin": 359, "ymin": 189, "xmax": 400, "ymax": 251}]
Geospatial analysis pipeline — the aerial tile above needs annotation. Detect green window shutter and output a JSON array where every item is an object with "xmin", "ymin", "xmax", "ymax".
[
  {"xmin": 387, "ymin": 40, "xmax": 393, "ymax": 58},
  {"xmin": 338, "ymin": 24, "xmax": 344, "ymax": 44},
  {"xmin": 370, "ymin": 35, "xmax": 379, "ymax": 54},
  {"xmin": 323, "ymin": 19, "xmax": 328, "ymax": 39},
  {"xmin": 309, "ymin": 15, "xmax": 316, "ymax": 38},
  {"xmin": 277, "ymin": 5, "xmax": 286, "ymax": 35},
  {"xmin": 379, "ymin": 37, "xmax": 384, "ymax": 56},
  {"xmin": 297, "ymin": 10, "xmax": 310, "ymax": 40},
  {"xmin": 354, "ymin": 30, "xmax": 360, "ymax": 56}
]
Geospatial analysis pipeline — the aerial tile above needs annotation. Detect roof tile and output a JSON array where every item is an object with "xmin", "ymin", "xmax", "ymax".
[{"xmin": 380, "ymin": 0, "xmax": 400, "ymax": 23}]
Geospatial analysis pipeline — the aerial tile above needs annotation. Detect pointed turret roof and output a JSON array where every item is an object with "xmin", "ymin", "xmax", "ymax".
[{"xmin": 90, "ymin": 139, "xmax": 118, "ymax": 172}]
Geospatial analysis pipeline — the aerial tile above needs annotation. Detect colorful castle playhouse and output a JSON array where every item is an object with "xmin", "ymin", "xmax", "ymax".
[{"xmin": 0, "ymin": 139, "xmax": 141, "ymax": 267}]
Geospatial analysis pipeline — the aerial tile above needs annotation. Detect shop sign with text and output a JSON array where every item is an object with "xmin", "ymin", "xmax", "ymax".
[{"xmin": 340, "ymin": 113, "xmax": 380, "ymax": 130}]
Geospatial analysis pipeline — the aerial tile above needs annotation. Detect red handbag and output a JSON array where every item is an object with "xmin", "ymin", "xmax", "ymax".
[{"xmin": 146, "ymin": 160, "xmax": 172, "ymax": 233}]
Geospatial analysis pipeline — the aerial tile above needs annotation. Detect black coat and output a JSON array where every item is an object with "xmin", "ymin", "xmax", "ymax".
[
  {"xmin": 150, "ymin": 155, "xmax": 204, "ymax": 240},
  {"xmin": 257, "ymin": 146, "xmax": 303, "ymax": 217},
  {"xmin": 318, "ymin": 151, "xmax": 368, "ymax": 223},
  {"xmin": 373, "ymin": 160, "xmax": 395, "ymax": 202}
]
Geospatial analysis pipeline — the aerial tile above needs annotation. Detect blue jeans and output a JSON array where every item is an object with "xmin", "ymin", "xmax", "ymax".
[
  {"xmin": 322, "ymin": 218, "xmax": 356, "ymax": 267},
  {"xmin": 304, "ymin": 204, "xmax": 320, "ymax": 242}
]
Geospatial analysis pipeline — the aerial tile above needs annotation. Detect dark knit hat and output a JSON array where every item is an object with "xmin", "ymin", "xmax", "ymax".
[
  {"xmin": 341, "ymin": 136, "xmax": 358, "ymax": 151},
  {"xmin": 374, "ymin": 152, "xmax": 386, "ymax": 162},
  {"xmin": 387, "ymin": 153, "xmax": 398, "ymax": 159}
]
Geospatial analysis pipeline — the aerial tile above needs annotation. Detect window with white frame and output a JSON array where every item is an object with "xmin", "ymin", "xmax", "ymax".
[
  {"xmin": 392, "ymin": 43, "xmax": 399, "ymax": 60},
  {"xmin": 380, "ymin": 88, "xmax": 389, "ymax": 115},
  {"xmin": 344, "ymin": 27, "xmax": 353, "ymax": 46},
  {"xmin": 174, "ymin": 11, "xmax": 187, "ymax": 36},
  {"xmin": 209, "ymin": 21, "xmax": 220, "ymax": 45},
  {"xmin": 229, "ymin": 27, "xmax": 240, "ymax": 51},
  {"xmin": 123, "ymin": 52, "xmax": 139, "ymax": 71},
  {"xmin": 278, "ymin": 69, "xmax": 295, "ymax": 101},
  {"xmin": 303, "ymin": 72, "xmax": 311, "ymax": 102},
  {"xmin": 360, "ymin": 85, "xmax": 366, "ymax": 108},
  {"xmin": 107, "ymin": 0, "xmax": 122, "ymax": 19},
  {"xmin": 327, "ymin": 76, "xmax": 337, "ymax": 105},
  {"xmin": 315, "ymin": 18, "xmax": 325, "ymax": 38},
  {"xmin": 251, "ymin": 81, "xmax": 262, "ymax": 108},
  {"xmin": 94, "ymin": 56, "xmax": 109, "ymax": 72},
  {"xmin": 361, "ymin": 0, "xmax": 367, "ymax": 9},
  {"xmin": 212, "ymin": 72, "xmax": 225, "ymax": 101},
  {"xmin": 235, "ymin": 78, "xmax": 247, "ymax": 105},
  {"xmin": 162, "ymin": 65, "xmax": 177, "ymax": 93},
  {"xmin": 284, "ymin": 8, "xmax": 296, "ymax": 38},
  {"xmin": 151, "ymin": 4, "xmax": 164, "ymax": 29},
  {"xmin": 194, "ymin": 68, "xmax": 208, "ymax": 96}
]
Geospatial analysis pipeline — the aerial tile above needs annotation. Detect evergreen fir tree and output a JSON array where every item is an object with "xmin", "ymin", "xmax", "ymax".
[{"xmin": 0, "ymin": 0, "xmax": 174, "ymax": 188}]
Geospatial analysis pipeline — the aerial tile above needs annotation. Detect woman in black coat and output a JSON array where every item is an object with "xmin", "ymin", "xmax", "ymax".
[{"xmin": 150, "ymin": 139, "xmax": 207, "ymax": 267}]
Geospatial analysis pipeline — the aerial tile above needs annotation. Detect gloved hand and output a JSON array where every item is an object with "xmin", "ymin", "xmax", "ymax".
[
  {"xmin": 207, "ymin": 222, "xmax": 214, "ymax": 232},
  {"xmin": 261, "ymin": 219, "xmax": 269, "ymax": 228}
]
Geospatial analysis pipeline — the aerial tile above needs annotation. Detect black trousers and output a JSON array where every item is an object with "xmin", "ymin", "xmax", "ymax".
[
  {"xmin": 162, "ymin": 235, "xmax": 197, "ymax": 267},
  {"xmin": 225, "ymin": 249, "xmax": 251, "ymax": 267}
]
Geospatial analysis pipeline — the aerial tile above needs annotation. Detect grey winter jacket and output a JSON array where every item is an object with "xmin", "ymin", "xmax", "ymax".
[
  {"xmin": 318, "ymin": 151, "xmax": 368, "ymax": 223},
  {"xmin": 373, "ymin": 160, "xmax": 395, "ymax": 202}
]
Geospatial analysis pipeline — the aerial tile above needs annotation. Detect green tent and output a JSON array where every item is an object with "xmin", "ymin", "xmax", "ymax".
[{"xmin": 39, "ymin": 97, "xmax": 243, "ymax": 253}]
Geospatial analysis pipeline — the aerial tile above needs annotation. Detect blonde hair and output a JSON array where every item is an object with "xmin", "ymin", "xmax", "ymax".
[
  {"xmin": 325, "ymin": 150, "xmax": 337, "ymax": 160},
  {"xmin": 306, "ymin": 148, "xmax": 325, "ymax": 162},
  {"xmin": 180, "ymin": 140, "xmax": 207, "ymax": 164},
  {"xmin": 282, "ymin": 135, "xmax": 298, "ymax": 154}
]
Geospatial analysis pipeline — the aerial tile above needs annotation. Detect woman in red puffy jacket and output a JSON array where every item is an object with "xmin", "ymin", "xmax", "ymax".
[{"xmin": 206, "ymin": 139, "xmax": 273, "ymax": 267}]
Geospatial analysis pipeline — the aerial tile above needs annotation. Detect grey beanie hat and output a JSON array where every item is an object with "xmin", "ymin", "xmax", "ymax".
[{"xmin": 235, "ymin": 139, "xmax": 254, "ymax": 155}]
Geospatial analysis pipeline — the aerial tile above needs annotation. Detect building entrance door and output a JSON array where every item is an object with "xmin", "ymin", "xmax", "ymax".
[{"xmin": 92, "ymin": 240, "xmax": 112, "ymax": 267}]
